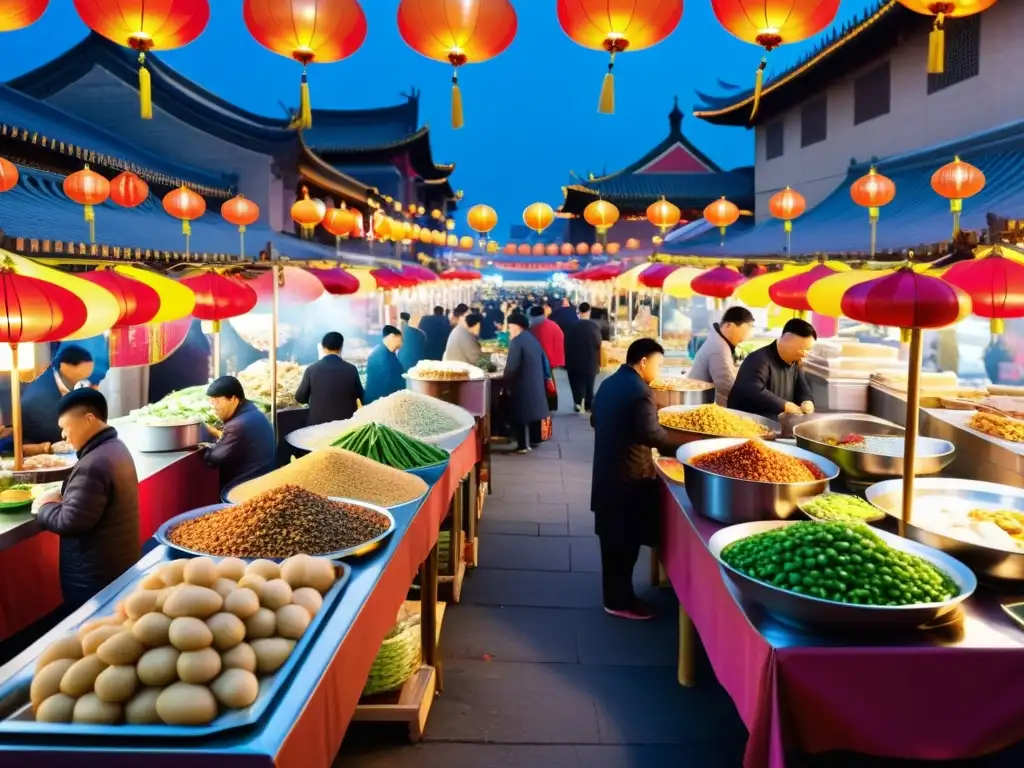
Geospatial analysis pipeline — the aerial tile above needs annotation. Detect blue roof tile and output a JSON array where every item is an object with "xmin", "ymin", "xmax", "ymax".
[{"xmin": 588, "ymin": 167, "xmax": 754, "ymax": 205}]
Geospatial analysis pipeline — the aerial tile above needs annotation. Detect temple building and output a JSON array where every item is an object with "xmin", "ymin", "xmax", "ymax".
[
  {"xmin": 676, "ymin": 0, "xmax": 1024, "ymax": 258},
  {"xmin": 558, "ymin": 98, "xmax": 753, "ymax": 248}
]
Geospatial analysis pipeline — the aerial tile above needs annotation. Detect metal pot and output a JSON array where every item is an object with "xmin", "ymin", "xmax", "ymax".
[
  {"xmin": 404, "ymin": 376, "xmax": 489, "ymax": 417},
  {"xmin": 652, "ymin": 385, "xmax": 715, "ymax": 410},
  {"xmin": 135, "ymin": 419, "xmax": 204, "ymax": 453}
]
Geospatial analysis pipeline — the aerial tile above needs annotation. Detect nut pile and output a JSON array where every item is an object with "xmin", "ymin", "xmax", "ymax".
[
  {"xmin": 658, "ymin": 404, "xmax": 771, "ymax": 438},
  {"xmin": 690, "ymin": 440, "xmax": 822, "ymax": 484},
  {"xmin": 29, "ymin": 554, "xmax": 336, "ymax": 726},
  {"xmin": 227, "ymin": 449, "xmax": 427, "ymax": 508},
  {"xmin": 169, "ymin": 485, "xmax": 390, "ymax": 558},
  {"xmin": 650, "ymin": 378, "xmax": 714, "ymax": 392}
]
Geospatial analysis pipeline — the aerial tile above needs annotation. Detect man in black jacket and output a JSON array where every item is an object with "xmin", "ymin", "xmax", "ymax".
[
  {"xmin": 294, "ymin": 331, "xmax": 364, "ymax": 426},
  {"xmin": 34, "ymin": 389, "xmax": 139, "ymax": 610},
  {"xmin": 418, "ymin": 306, "xmax": 451, "ymax": 361},
  {"xmin": 564, "ymin": 302, "xmax": 603, "ymax": 413},
  {"xmin": 203, "ymin": 376, "xmax": 276, "ymax": 492},
  {"xmin": 590, "ymin": 338, "xmax": 682, "ymax": 620},
  {"xmin": 728, "ymin": 318, "xmax": 817, "ymax": 419}
]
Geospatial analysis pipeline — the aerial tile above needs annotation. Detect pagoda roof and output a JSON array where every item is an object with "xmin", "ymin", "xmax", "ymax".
[
  {"xmin": 559, "ymin": 98, "xmax": 754, "ymax": 215},
  {"xmin": 305, "ymin": 94, "xmax": 420, "ymax": 152},
  {"xmin": 693, "ymin": 1, "xmax": 911, "ymax": 127},
  {"xmin": 668, "ymin": 118, "xmax": 1024, "ymax": 259}
]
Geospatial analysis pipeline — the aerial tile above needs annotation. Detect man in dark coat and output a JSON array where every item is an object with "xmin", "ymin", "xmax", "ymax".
[
  {"xmin": 590, "ymin": 338, "xmax": 682, "ymax": 620},
  {"xmin": 418, "ymin": 306, "xmax": 451, "ymax": 361},
  {"xmin": 21, "ymin": 345, "xmax": 95, "ymax": 446},
  {"xmin": 203, "ymin": 376, "xmax": 275, "ymax": 492},
  {"xmin": 549, "ymin": 298, "xmax": 578, "ymax": 334},
  {"xmin": 728, "ymin": 318, "xmax": 817, "ymax": 419},
  {"xmin": 364, "ymin": 325, "xmax": 406, "ymax": 404},
  {"xmin": 398, "ymin": 312, "xmax": 428, "ymax": 370},
  {"xmin": 564, "ymin": 302, "xmax": 603, "ymax": 413},
  {"xmin": 34, "ymin": 389, "xmax": 140, "ymax": 610},
  {"xmin": 504, "ymin": 313, "xmax": 549, "ymax": 454},
  {"xmin": 294, "ymin": 331, "xmax": 364, "ymax": 426}
]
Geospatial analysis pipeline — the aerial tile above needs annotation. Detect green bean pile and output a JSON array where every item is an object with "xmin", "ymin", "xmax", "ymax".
[
  {"xmin": 332, "ymin": 422, "xmax": 448, "ymax": 471},
  {"xmin": 721, "ymin": 522, "xmax": 959, "ymax": 606}
]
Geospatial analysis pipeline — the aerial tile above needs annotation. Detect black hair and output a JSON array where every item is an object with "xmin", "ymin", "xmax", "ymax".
[
  {"xmin": 55, "ymin": 345, "xmax": 93, "ymax": 367},
  {"xmin": 206, "ymin": 375, "xmax": 245, "ymax": 401},
  {"xmin": 433, "ymin": 306, "xmax": 445, "ymax": 315},
  {"xmin": 382, "ymin": 324, "xmax": 402, "ymax": 338},
  {"xmin": 578, "ymin": 302, "xmax": 592, "ymax": 314},
  {"xmin": 57, "ymin": 387, "xmax": 108, "ymax": 422},
  {"xmin": 722, "ymin": 306, "xmax": 755, "ymax": 326},
  {"xmin": 453, "ymin": 303, "xmax": 469, "ymax": 318},
  {"xmin": 399, "ymin": 311, "xmax": 411, "ymax": 322},
  {"xmin": 782, "ymin": 318, "xmax": 817, "ymax": 340},
  {"xmin": 321, "ymin": 331, "xmax": 343, "ymax": 351},
  {"xmin": 528, "ymin": 305, "xmax": 545, "ymax": 318},
  {"xmin": 507, "ymin": 312, "xmax": 529, "ymax": 329},
  {"xmin": 626, "ymin": 338, "xmax": 665, "ymax": 366},
  {"xmin": 464, "ymin": 312, "xmax": 482, "ymax": 329}
]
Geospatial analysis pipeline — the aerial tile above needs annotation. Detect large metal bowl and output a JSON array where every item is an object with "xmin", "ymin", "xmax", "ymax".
[
  {"xmin": 659, "ymin": 404, "xmax": 781, "ymax": 444},
  {"xmin": 677, "ymin": 438, "xmax": 839, "ymax": 524},
  {"xmin": 866, "ymin": 477, "xmax": 1024, "ymax": 581},
  {"xmin": 651, "ymin": 384, "xmax": 715, "ymax": 410},
  {"xmin": 794, "ymin": 415, "xmax": 955, "ymax": 482},
  {"xmin": 709, "ymin": 520, "xmax": 977, "ymax": 632}
]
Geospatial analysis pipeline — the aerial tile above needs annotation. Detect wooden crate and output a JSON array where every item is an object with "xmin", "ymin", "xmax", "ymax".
[{"xmin": 439, "ymin": 531, "xmax": 465, "ymax": 603}]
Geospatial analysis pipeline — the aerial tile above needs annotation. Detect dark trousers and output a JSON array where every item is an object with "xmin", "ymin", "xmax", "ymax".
[
  {"xmin": 567, "ymin": 369, "xmax": 596, "ymax": 410},
  {"xmin": 513, "ymin": 421, "xmax": 541, "ymax": 450},
  {"xmin": 599, "ymin": 534, "xmax": 641, "ymax": 610}
]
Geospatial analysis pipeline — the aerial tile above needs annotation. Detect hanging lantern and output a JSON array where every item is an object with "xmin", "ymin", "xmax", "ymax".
[
  {"xmin": 243, "ymin": 0, "xmax": 366, "ymax": 129},
  {"xmin": 606, "ymin": 242, "xmax": 620, "ymax": 256},
  {"xmin": 402, "ymin": 221, "xmax": 414, "ymax": 240},
  {"xmin": 944, "ymin": 249, "xmax": 1024, "ymax": 335},
  {"xmin": 591, "ymin": 243, "xmax": 604, "ymax": 257},
  {"xmin": 692, "ymin": 265, "xmax": 744, "ymax": 301},
  {"xmin": 531, "ymin": 243, "xmax": 544, "ymax": 256},
  {"xmin": 0, "ymin": 0, "xmax": 48, "ymax": 31},
  {"xmin": 518, "ymin": 244, "xmax": 532, "ymax": 256},
  {"xmin": 768, "ymin": 262, "xmax": 850, "ymax": 316},
  {"xmin": 460, "ymin": 235, "xmax": 475, "ymax": 251},
  {"xmin": 896, "ymin": 1, "xmax": 996, "ymax": 74},
  {"xmin": 545, "ymin": 244, "xmax": 559, "ymax": 257},
  {"xmin": 576, "ymin": 242, "xmax": 590, "ymax": 256},
  {"xmin": 220, "ymin": 194, "xmax": 260, "ymax": 258},
  {"xmin": 79, "ymin": 269, "xmax": 160, "ymax": 328},
  {"xmin": 557, "ymin": 0, "xmax": 683, "ymax": 115},
  {"xmin": 769, "ymin": 186, "xmax": 806, "ymax": 254},
  {"xmin": 183, "ymin": 272, "xmax": 258, "ymax": 322},
  {"xmin": 703, "ymin": 196, "xmax": 740, "ymax": 244},
  {"xmin": 584, "ymin": 199, "xmax": 619, "ymax": 234},
  {"xmin": 467, "ymin": 204, "xmax": 498, "ymax": 236},
  {"xmin": 431, "ymin": 230, "xmax": 446, "ymax": 246},
  {"xmin": 419, "ymin": 229, "xmax": 433, "ymax": 244},
  {"xmin": 486, "ymin": 240, "xmax": 499, "ymax": 254},
  {"xmin": 307, "ymin": 268, "xmax": 360, "ymax": 296},
  {"xmin": 447, "ymin": 234, "xmax": 458, "ymax": 248},
  {"xmin": 445, "ymin": 218, "xmax": 456, "ymax": 231},
  {"xmin": 647, "ymin": 196, "xmax": 681, "ymax": 233},
  {"xmin": 0, "ymin": 157, "xmax": 19, "ymax": 193},
  {"xmin": 73, "ymin": 0, "xmax": 210, "ymax": 120},
  {"xmin": 64, "ymin": 164, "xmax": 110, "ymax": 244},
  {"xmin": 411, "ymin": 224, "xmax": 421, "ymax": 238},
  {"xmin": 109, "ymin": 170, "xmax": 149, "ymax": 209},
  {"xmin": 162, "ymin": 185, "xmax": 206, "ymax": 254},
  {"xmin": 711, "ymin": 0, "xmax": 839, "ymax": 119},
  {"xmin": 417, "ymin": 206, "xmax": 426, "ymax": 216},
  {"xmin": 291, "ymin": 186, "xmax": 324, "ymax": 238},
  {"xmin": 625, "ymin": 238, "xmax": 641, "ymax": 251},
  {"xmin": 430, "ymin": 208, "xmax": 442, "ymax": 220},
  {"xmin": 503, "ymin": 243, "xmax": 516, "ymax": 255},
  {"xmin": 850, "ymin": 167, "xmax": 896, "ymax": 257},
  {"xmin": 523, "ymin": 202, "xmax": 555, "ymax": 234},
  {"xmin": 931, "ymin": 156, "xmax": 985, "ymax": 236},
  {"xmin": 843, "ymin": 267, "xmax": 971, "ymax": 330},
  {"xmin": 397, "ymin": 0, "xmax": 517, "ymax": 129},
  {"xmin": 561, "ymin": 243, "xmax": 574, "ymax": 257},
  {"xmin": 322, "ymin": 204, "xmax": 356, "ymax": 246}
]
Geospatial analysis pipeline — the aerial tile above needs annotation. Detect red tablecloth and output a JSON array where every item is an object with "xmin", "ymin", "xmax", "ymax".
[{"xmin": 660, "ymin": 481, "xmax": 1024, "ymax": 768}]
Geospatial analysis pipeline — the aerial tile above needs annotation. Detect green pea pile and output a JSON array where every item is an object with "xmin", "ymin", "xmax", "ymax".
[{"xmin": 721, "ymin": 522, "xmax": 959, "ymax": 606}]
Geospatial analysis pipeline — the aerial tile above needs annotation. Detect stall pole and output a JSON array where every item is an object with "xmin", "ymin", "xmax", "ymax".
[
  {"xmin": 269, "ymin": 245, "xmax": 280, "ymax": 445},
  {"xmin": 657, "ymin": 289, "xmax": 664, "ymax": 340},
  {"xmin": 211, "ymin": 320, "xmax": 221, "ymax": 379},
  {"xmin": 9, "ymin": 343, "xmax": 22, "ymax": 471},
  {"xmin": 610, "ymin": 287, "xmax": 618, "ymax": 339},
  {"xmin": 900, "ymin": 327, "xmax": 924, "ymax": 538}
]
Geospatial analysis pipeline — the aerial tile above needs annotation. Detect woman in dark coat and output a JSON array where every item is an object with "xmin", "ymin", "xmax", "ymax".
[{"xmin": 503, "ymin": 313, "xmax": 549, "ymax": 454}]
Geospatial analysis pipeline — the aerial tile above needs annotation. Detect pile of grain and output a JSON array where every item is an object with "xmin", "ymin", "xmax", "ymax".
[
  {"xmin": 227, "ymin": 449, "xmax": 427, "ymax": 507},
  {"xmin": 659, "ymin": 404, "xmax": 771, "ymax": 438},
  {"xmin": 689, "ymin": 440, "xmax": 821, "ymax": 483},
  {"xmin": 351, "ymin": 391, "xmax": 471, "ymax": 438},
  {"xmin": 169, "ymin": 485, "xmax": 391, "ymax": 558}
]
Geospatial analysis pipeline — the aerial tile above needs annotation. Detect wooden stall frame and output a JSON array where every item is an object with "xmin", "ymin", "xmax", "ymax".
[{"xmin": 439, "ymin": 476, "xmax": 466, "ymax": 603}]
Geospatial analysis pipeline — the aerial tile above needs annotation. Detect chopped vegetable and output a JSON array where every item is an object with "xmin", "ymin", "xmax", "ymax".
[
  {"xmin": 802, "ymin": 493, "xmax": 882, "ymax": 523},
  {"xmin": 332, "ymin": 423, "xmax": 448, "ymax": 471}
]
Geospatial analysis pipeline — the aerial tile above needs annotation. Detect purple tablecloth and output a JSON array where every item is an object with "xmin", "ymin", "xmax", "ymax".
[{"xmin": 660, "ymin": 481, "xmax": 1024, "ymax": 768}]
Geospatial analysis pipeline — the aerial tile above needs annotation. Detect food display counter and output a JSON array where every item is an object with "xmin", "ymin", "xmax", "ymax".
[{"xmin": 0, "ymin": 418, "xmax": 219, "ymax": 641}]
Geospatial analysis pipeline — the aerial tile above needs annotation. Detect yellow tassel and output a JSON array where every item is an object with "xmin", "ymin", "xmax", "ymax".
[
  {"xmin": 138, "ymin": 52, "xmax": 152, "ymax": 120},
  {"xmin": 83, "ymin": 204, "xmax": 94, "ymax": 223},
  {"xmin": 900, "ymin": 328, "xmax": 911, "ymax": 344},
  {"xmin": 992, "ymin": 318, "xmax": 1005, "ymax": 336},
  {"xmin": 928, "ymin": 16, "xmax": 945, "ymax": 74},
  {"xmin": 784, "ymin": 220, "xmax": 793, "ymax": 234},
  {"xmin": 182, "ymin": 220, "xmax": 191, "ymax": 237},
  {"xmin": 750, "ymin": 58, "xmax": 766, "ymax": 120},
  {"xmin": 298, "ymin": 70, "xmax": 312, "ymax": 130},
  {"xmin": 451, "ymin": 79, "xmax": 464, "ymax": 130},
  {"xmin": 598, "ymin": 52, "xmax": 616, "ymax": 115}
]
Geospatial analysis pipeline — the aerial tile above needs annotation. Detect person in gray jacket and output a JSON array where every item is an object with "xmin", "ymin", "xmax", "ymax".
[
  {"xmin": 688, "ymin": 306, "xmax": 755, "ymax": 406},
  {"xmin": 443, "ymin": 311, "xmax": 483, "ymax": 366},
  {"xmin": 34, "ymin": 389, "xmax": 140, "ymax": 610}
]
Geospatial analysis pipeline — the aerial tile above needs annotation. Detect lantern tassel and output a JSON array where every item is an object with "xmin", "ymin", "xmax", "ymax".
[
  {"xmin": 239, "ymin": 225, "xmax": 246, "ymax": 260},
  {"xmin": 598, "ymin": 53, "xmax": 616, "ymax": 115},
  {"xmin": 928, "ymin": 14, "xmax": 946, "ymax": 74},
  {"xmin": 298, "ymin": 69, "xmax": 312, "ymax": 130},
  {"xmin": 750, "ymin": 58, "xmax": 767, "ymax": 120},
  {"xmin": 138, "ymin": 52, "xmax": 153, "ymax": 120},
  {"xmin": 451, "ymin": 70, "xmax": 464, "ymax": 130},
  {"xmin": 869, "ymin": 208, "xmax": 879, "ymax": 258},
  {"xmin": 992, "ymin": 318, "xmax": 1005, "ymax": 336},
  {"xmin": 83, "ymin": 204, "xmax": 96, "ymax": 244}
]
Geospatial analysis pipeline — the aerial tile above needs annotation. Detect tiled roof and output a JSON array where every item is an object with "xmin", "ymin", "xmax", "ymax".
[
  {"xmin": 671, "ymin": 119, "xmax": 1024, "ymax": 258},
  {"xmin": 304, "ymin": 96, "xmax": 420, "ymax": 151},
  {"xmin": 584, "ymin": 167, "xmax": 755, "ymax": 205}
]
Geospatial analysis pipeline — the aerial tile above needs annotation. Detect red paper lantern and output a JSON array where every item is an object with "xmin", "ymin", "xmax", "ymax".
[
  {"xmin": 291, "ymin": 186, "xmax": 324, "ymax": 236},
  {"xmin": 703, "ymin": 196, "xmax": 740, "ymax": 243},
  {"xmin": 768, "ymin": 263, "xmax": 842, "ymax": 314},
  {"xmin": 606, "ymin": 242, "xmax": 620, "ymax": 256},
  {"xmin": 0, "ymin": 0, "xmax": 48, "ymax": 32},
  {"xmin": 221, "ymin": 194, "xmax": 260, "ymax": 229},
  {"xmin": 546, "ymin": 244, "xmax": 559, "ymax": 257},
  {"xmin": 557, "ymin": 0, "xmax": 683, "ymax": 114},
  {"xmin": 524, "ymin": 202, "xmax": 555, "ymax": 234},
  {"xmin": 561, "ymin": 243, "xmax": 574, "ymax": 257},
  {"xmin": 460, "ymin": 236, "xmax": 475, "ymax": 251},
  {"xmin": 162, "ymin": 185, "xmax": 206, "ymax": 235},
  {"xmin": 503, "ymin": 243, "xmax": 516, "ymax": 255},
  {"xmin": 467, "ymin": 204, "xmax": 498, "ymax": 235},
  {"xmin": 322, "ymin": 205, "xmax": 356, "ymax": 238},
  {"xmin": 182, "ymin": 272, "xmax": 257, "ymax": 322},
  {"xmin": 73, "ymin": 0, "xmax": 210, "ymax": 119},
  {"xmin": 517, "ymin": 244, "xmax": 531, "ymax": 256},
  {"xmin": 307, "ymin": 268, "xmax": 360, "ymax": 296},
  {"xmin": 769, "ymin": 186, "xmax": 806, "ymax": 226},
  {"xmin": 0, "ymin": 270, "xmax": 88, "ymax": 342},
  {"xmin": 647, "ymin": 196, "xmax": 681, "ymax": 232},
  {"xmin": 0, "ymin": 157, "xmax": 19, "ymax": 193},
  {"xmin": 584, "ymin": 200, "xmax": 619, "ymax": 233},
  {"xmin": 896, "ymin": 1, "xmax": 996, "ymax": 74},
  {"xmin": 251, "ymin": 265, "xmax": 325, "ymax": 306},
  {"xmin": 591, "ymin": 243, "xmax": 604, "ymax": 256},
  {"xmin": 79, "ymin": 269, "xmax": 161, "ymax": 328},
  {"xmin": 109, "ymin": 171, "xmax": 149, "ymax": 208},
  {"xmin": 712, "ymin": 0, "xmax": 839, "ymax": 118},
  {"xmin": 931, "ymin": 156, "xmax": 986, "ymax": 236},
  {"xmin": 64, "ymin": 164, "xmax": 110, "ymax": 243},
  {"xmin": 397, "ymin": 0, "xmax": 517, "ymax": 129},
  {"xmin": 243, "ymin": 0, "xmax": 366, "ymax": 129},
  {"xmin": 638, "ymin": 263, "xmax": 678, "ymax": 289},
  {"xmin": 625, "ymin": 237, "xmax": 641, "ymax": 250},
  {"xmin": 841, "ymin": 268, "xmax": 971, "ymax": 330},
  {"xmin": 850, "ymin": 167, "xmax": 895, "ymax": 256},
  {"xmin": 531, "ymin": 243, "xmax": 544, "ymax": 256},
  {"xmin": 431, "ymin": 230, "xmax": 446, "ymax": 246},
  {"xmin": 943, "ymin": 250, "xmax": 1024, "ymax": 334},
  {"xmin": 692, "ymin": 265, "xmax": 744, "ymax": 300},
  {"xmin": 576, "ymin": 242, "xmax": 590, "ymax": 256}
]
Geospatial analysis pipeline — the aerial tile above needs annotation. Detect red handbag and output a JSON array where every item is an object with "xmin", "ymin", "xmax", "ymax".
[{"xmin": 539, "ymin": 416, "xmax": 553, "ymax": 441}]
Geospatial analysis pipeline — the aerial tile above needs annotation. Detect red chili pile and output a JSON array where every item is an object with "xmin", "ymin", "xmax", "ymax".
[{"xmin": 689, "ymin": 440, "xmax": 822, "ymax": 484}]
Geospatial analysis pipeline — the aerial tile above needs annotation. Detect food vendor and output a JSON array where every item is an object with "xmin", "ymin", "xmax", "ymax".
[
  {"xmin": 294, "ymin": 331, "xmax": 364, "ymax": 426},
  {"xmin": 727, "ymin": 318, "xmax": 816, "ymax": 419},
  {"xmin": 202, "ymin": 376, "xmax": 275, "ymax": 492},
  {"xmin": 32, "ymin": 389, "xmax": 140, "ymax": 613},
  {"xmin": 418, "ymin": 306, "xmax": 451, "ymax": 361},
  {"xmin": 443, "ymin": 311, "xmax": 483, "ymax": 365},
  {"xmin": 504, "ymin": 313, "xmax": 550, "ymax": 453},
  {"xmin": 364, "ymin": 325, "xmax": 405, "ymax": 405},
  {"xmin": 590, "ymin": 338, "xmax": 682, "ymax": 620},
  {"xmin": 398, "ymin": 312, "xmax": 427, "ymax": 370},
  {"xmin": 688, "ymin": 306, "xmax": 756, "ymax": 406},
  {"xmin": 20, "ymin": 345, "xmax": 94, "ymax": 446}
]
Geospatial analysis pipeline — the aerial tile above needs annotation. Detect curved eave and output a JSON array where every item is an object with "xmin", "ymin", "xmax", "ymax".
[
  {"xmin": 308, "ymin": 126, "xmax": 455, "ymax": 181},
  {"xmin": 298, "ymin": 137, "xmax": 379, "ymax": 207},
  {"xmin": 693, "ymin": 1, "xmax": 907, "ymax": 127},
  {"xmin": 310, "ymin": 98, "xmax": 419, "ymax": 130}
]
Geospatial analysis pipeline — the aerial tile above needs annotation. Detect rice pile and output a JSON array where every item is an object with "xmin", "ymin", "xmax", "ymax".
[
  {"xmin": 351, "ymin": 391, "xmax": 472, "ymax": 438},
  {"xmin": 226, "ymin": 448, "xmax": 428, "ymax": 507}
]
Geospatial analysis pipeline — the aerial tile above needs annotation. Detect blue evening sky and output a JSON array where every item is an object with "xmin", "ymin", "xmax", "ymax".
[{"xmin": 1, "ymin": 0, "xmax": 875, "ymax": 238}]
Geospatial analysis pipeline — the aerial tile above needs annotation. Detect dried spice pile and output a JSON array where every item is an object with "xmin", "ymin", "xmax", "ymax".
[
  {"xmin": 689, "ymin": 440, "xmax": 821, "ymax": 484},
  {"xmin": 659, "ymin": 404, "xmax": 771, "ymax": 438},
  {"xmin": 227, "ymin": 449, "xmax": 427, "ymax": 508},
  {"xmin": 169, "ymin": 485, "xmax": 391, "ymax": 558}
]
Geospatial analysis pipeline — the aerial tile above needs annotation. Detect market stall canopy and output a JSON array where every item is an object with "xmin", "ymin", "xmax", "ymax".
[
  {"xmin": 372, "ymin": 267, "xmax": 414, "ymax": 290},
  {"xmin": 768, "ymin": 262, "xmax": 851, "ymax": 313},
  {"xmin": 399, "ymin": 264, "xmax": 439, "ymax": 282},
  {"xmin": 306, "ymin": 267, "xmax": 360, "ymax": 296},
  {"xmin": 116, "ymin": 265, "xmax": 196, "ymax": 323},
  {"xmin": 251, "ymin": 265, "xmax": 326, "ymax": 307},
  {"xmin": 79, "ymin": 269, "xmax": 161, "ymax": 328},
  {"xmin": 734, "ymin": 264, "xmax": 806, "ymax": 307},
  {"xmin": 662, "ymin": 266, "xmax": 705, "ymax": 299},
  {"xmin": 615, "ymin": 262, "xmax": 655, "ymax": 291},
  {"xmin": 637, "ymin": 263, "xmax": 678, "ymax": 289},
  {"xmin": 439, "ymin": 270, "xmax": 481, "ymax": 281},
  {"xmin": 807, "ymin": 268, "xmax": 895, "ymax": 318},
  {"xmin": 181, "ymin": 272, "xmax": 258, "ymax": 321},
  {"xmin": 691, "ymin": 265, "xmax": 744, "ymax": 300}
]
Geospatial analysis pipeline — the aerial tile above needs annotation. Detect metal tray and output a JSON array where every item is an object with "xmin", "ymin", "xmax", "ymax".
[
  {"xmin": 133, "ymin": 419, "xmax": 204, "ymax": 453},
  {"xmin": 155, "ymin": 498, "xmax": 397, "ymax": 562},
  {"xmin": 709, "ymin": 520, "xmax": 976, "ymax": 632},
  {"xmin": 866, "ymin": 477, "xmax": 1024, "ymax": 581},
  {"xmin": 1, "ymin": 454, "xmax": 77, "ymax": 484},
  {"xmin": 0, "ymin": 557, "xmax": 351, "ymax": 738},
  {"xmin": 658, "ymin": 404, "xmax": 781, "ymax": 443}
]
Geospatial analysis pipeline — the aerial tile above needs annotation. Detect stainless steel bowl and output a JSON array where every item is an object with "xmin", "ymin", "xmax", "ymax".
[
  {"xmin": 709, "ymin": 520, "xmax": 976, "ymax": 631},
  {"xmin": 134, "ymin": 418, "xmax": 204, "ymax": 452},
  {"xmin": 677, "ymin": 437, "xmax": 840, "ymax": 524},
  {"xmin": 652, "ymin": 384, "xmax": 715, "ymax": 410},
  {"xmin": 659, "ymin": 404, "xmax": 781, "ymax": 444},
  {"xmin": 793, "ymin": 415, "xmax": 955, "ymax": 482},
  {"xmin": 866, "ymin": 477, "xmax": 1024, "ymax": 581}
]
